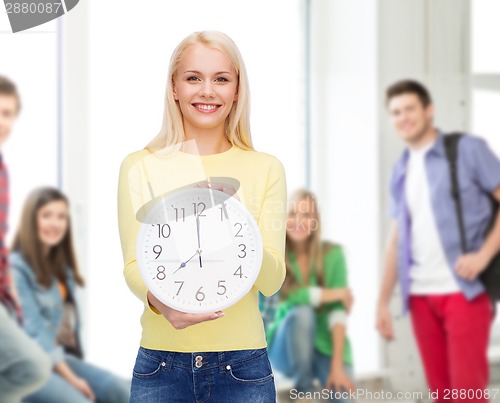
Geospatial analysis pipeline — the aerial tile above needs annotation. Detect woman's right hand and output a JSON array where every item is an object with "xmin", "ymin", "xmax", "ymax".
[
  {"xmin": 376, "ymin": 304, "xmax": 394, "ymax": 340},
  {"xmin": 69, "ymin": 376, "xmax": 96, "ymax": 401},
  {"xmin": 147, "ymin": 291, "xmax": 224, "ymax": 330},
  {"xmin": 55, "ymin": 360, "xmax": 95, "ymax": 401}
]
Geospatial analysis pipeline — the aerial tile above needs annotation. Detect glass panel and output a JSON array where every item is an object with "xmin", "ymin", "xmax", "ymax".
[
  {"xmin": 0, "ymin": 29, "xmax": 59, "ymax": 244},
  {"xmin": 472, "ymin": 1, "xmax": 500, "ymax": 73},
  {"xmin": 0, "ymin": 3, "xmax": 10, "ymax": 31},
  {"xmin": 472, "ymin": 89, "xmax": 500, "ymax": 337},
  {"xmin": 472, "ymin": 89, "xmax": 500, "ymax": 156}
]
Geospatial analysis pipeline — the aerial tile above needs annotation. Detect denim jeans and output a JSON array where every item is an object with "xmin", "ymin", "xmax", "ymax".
[
  {"xmin": 268, "ymin": 305, "xmax": 354, "ymax": 402},
  {"xmin": 0, "ymin": 303, "xmax": 51, "ymax": 403},
  {"xmin": 24, "ymin": 354, "xmax": 130, "ymax": 403},
  {"xmin": 130, "ymin": 347, "xmax": 276, "ymax": 403}
]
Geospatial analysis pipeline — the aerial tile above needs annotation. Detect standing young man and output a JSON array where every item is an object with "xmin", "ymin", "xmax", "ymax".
[
  {"xmin": 376, "ymin": 79, "xmax": 500, "ymax": 403},
  {"xmin": 0, "ymin": 76, "xmax": 51, "ymax": 402}
]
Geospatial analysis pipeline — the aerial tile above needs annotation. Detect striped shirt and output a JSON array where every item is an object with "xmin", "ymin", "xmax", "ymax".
[{"xmin": 0, "ymin": 154, "xmax": 22, "ymax": 323}]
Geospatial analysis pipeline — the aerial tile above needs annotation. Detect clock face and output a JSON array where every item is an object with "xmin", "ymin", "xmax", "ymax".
[{"xmin": 136, "ymin": 187, "xmax": 263, "ymax": 313}]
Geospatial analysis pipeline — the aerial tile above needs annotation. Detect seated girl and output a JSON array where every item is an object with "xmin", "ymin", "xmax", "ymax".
[
  {"xmin": 11, "ymin": 187, "xmax": 130, "ymax": 403},
  {"xmin": 267, "ymin": 189, "xmax": 356, "ymax": 402}
]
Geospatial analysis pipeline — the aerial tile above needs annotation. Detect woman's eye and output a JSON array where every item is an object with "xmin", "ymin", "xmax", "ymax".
[
  {"xmin": 187, "ymin": 76, "xmax": 199, "ymax": 81},
  {"xmin": 215, "ymin": 77, "xmax": 228, "ymax": 82}
]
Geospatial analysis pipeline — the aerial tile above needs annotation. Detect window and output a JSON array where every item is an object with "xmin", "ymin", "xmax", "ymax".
[
  {"xmin": 0, "ymin": 16, "xmax": 59, "ymax": 245},
  {"xmin": 471, "ymin": 1, "xmax": 500, "ymax": 351}
]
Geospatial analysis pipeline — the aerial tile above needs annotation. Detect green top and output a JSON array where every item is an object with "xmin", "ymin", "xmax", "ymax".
[{"xmin": 266, "ymin": 243, "xmax": 353, "ymax": 365}]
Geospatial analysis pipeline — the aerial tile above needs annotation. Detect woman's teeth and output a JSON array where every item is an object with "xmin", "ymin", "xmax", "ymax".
[{"xmin": 195, "ymin": 104, "xmax": 218, "ymax": 110}]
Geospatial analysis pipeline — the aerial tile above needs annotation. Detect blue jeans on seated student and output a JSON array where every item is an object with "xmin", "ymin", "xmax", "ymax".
[
  {"xmin": 130, "ymin": 347, "xmax": 276, "ymax": 403},
  {"xmin": 268, "ymin": 305, "xmax": 354, "ymax": 403},
  {"xmin": 24, "ymin": 353, "xmax": 130, "ymax": 403}
]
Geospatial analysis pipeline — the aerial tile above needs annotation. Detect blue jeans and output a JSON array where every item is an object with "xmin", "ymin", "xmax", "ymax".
[
  {"xmin": 130, "ymin": 347, "xmax": 276, "ymax": 403},
  {"xmin": 24, "ymin": 354, "xmax": 130, "ymax": 403},
  {"xmin": 0, "ymin": 304, "xmax": 51, "ymax": 403},
  {"xmin": 268, "ymin": 306, "xmax": 354, "ymax": 402}
]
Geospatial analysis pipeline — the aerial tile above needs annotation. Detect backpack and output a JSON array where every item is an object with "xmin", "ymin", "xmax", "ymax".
[{"xmin": 444, "ymin": 133, "xmax": 500, "ymax": 302}]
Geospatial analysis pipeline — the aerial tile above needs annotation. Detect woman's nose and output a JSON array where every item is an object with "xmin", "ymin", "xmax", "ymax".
[{"xmin": 199, "ymin": 81, "xmax": 215, "ymax": 99}]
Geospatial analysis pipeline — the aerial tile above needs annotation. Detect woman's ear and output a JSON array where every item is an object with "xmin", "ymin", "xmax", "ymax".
[{"xmin": 172, "ymin": 80, "xmax": 178, "ymax": 101}]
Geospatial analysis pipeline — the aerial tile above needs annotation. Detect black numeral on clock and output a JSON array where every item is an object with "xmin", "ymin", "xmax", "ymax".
[
  {"xmin": 193, "ymin": 202, "xmax": 206, "ymax": 217},
  {"xmin": 217, "ymin": 280, "xmax": 227, "ymax": 295},
  {"xmin": 234, "ymin": 265, "xmax": 243, "ymax": 278},
  {"xmin": 234, "ymin": 223, "xmax": 243, "ymax": 237},
  {"xmin": 153, "ymin": 245, "xmax": 162, "ymax": 259},
  {"xmin": 156, "ymin": 224, "xmax": 171, "ymax": 238},
  {"xmin": 174, "ymin": 281, "xmax": 184, "ymax": 296},
  {"xmin": 156, "ymin": 266, "xmax": 166, "ymax": 280},
  {"xmin": 219, "ymin": 203, "xmax": 228, "ymax": 221},
  {"xmin": 238, "ymin": 244, "xmax": 246, "ymax": 258},
  {"xmin": 196, "ymin": 287, "xmax": 206, "ymax": 301},
  {"xmin": 173, "ymin": 207, "xmax": 185, "ymax": 222}
]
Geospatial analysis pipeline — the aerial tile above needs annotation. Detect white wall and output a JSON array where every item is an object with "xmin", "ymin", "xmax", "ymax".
[
  {"xmin": 0, "ymin": 14, "xmax": 59, "ymax": 245},
  {"xmin": 310, "ymin": 0, "xmax": 379, "ymax": 376}
]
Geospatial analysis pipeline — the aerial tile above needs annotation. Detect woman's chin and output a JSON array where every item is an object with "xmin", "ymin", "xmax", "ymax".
[
  {"xmin": 287, "ymin": 233, "xmax": 310, "ymax": 243},
  {"xmin": 41, "ymin": 238, "xmax": 63, "ymax": 248}
]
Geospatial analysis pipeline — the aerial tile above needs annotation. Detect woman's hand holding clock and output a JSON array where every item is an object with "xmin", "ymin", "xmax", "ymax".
[{"xmin": 147, "ymin": 290, "xmax": 224, "ymax": 330}]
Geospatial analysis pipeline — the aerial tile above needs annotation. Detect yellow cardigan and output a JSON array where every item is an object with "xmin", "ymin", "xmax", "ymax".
[{"xmin": 117, "ymin": 145, "xmax": 286, "ymax": 352}]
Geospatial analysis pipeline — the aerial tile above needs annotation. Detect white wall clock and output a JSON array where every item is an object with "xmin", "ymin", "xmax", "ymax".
[{"xmin": 136, "ymin": 187, "xmax": 263, "ymax": 313}]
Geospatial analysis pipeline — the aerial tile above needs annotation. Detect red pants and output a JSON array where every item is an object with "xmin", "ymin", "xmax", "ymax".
[{"xmin": 410, "ymin": 292, "xmax": 493, "ymax": 403}]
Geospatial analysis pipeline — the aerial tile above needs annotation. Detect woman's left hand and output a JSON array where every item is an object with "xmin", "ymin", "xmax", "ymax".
[
  {"xmin": 326, "ymin": 365, "xmax": 355, "ymax": 394},
  {"xmin": 147, "ymin": 291, "xmax": 224, "ymax": 329}
]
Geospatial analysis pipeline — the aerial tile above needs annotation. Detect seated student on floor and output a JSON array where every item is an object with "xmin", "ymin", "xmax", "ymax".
[
  {"xmin": 11, "ymin": 187, "xmax": 130, "ymax": 403},
  {"xmin": 267, "ymin": 189, "xmax": 355, "ymax": 403}
]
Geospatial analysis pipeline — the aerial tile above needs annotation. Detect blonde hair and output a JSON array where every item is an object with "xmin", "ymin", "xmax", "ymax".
[
  {"xmin": 146, "ymin": 31, "xmax": 253, "ymax": 151},
  {"xmin": 281, "ymin": 189, "xmax": 335, "ymax": 299}
]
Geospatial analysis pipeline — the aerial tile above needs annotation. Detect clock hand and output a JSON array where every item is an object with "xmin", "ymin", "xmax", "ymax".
[
  {"xmin": 173, "ymin": 249, "xmax": 200, "ymax": 274},
  {"xmin": 148, "ymin": 259, "xmax": 225, "ymax": 263},
  {"xmin": 196, "ymin": 213, "xmax": 203, "ymax": 268},
  {"xmin": 196, "ymin": 213, "xmax": 201, "ymax": 249}
]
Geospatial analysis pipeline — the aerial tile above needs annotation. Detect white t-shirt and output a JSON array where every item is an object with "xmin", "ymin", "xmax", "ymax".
[{"xmin": 405, "ymin": 142, "xmax": 460, "ymax": 294}]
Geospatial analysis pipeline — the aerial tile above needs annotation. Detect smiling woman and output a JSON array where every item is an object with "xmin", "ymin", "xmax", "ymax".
[
  {"xmin": 147, "ymin": 31, "xmax": 253, "ymax": 154},
  {"xmin": 118, "ymin": 31, "xmax": 287, "ymax": 403},
  {"xmin": 37, "ymin": 199, "xmax": 69, "ymax": 250},
  {"xmin": 78, "ymin": 0, "xmax": 303, "ymax": 384},
  {"xmin": 172, "ymin": 45, "xmax": 239, "ymax": 143}
]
